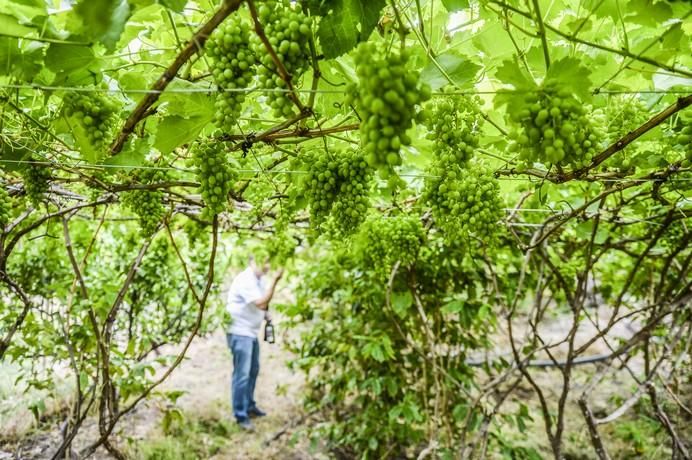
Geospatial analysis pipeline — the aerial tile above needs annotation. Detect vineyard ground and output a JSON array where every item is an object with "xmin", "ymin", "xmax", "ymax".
[
  {"xmin": 0, "ymin": 311, "xmax": 323, "ymax": 460},
  {"xmin": 1, "ymin": 304, "xmax": 688, "ymax": 459}
]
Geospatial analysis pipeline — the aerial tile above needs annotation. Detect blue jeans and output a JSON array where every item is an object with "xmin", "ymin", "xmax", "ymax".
[{"xmin": 227, "ymin": 334, "xmax": 260, "ymax": 422}]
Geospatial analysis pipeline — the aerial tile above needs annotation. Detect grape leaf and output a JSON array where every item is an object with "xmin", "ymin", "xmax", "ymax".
[
  {"xmin": 74, "ymin": 0, "xmax": 131, "ymax": 50},
  {"xmin": 626, "ymin": 0, "xmax": 673, "ymax": 27},
  {"xmin": 545, "ymin": 56, "xmax": 592, "ymax": 99},
  {"xmin": 154, "ymin": 115, "xmax": 210, "ymax": 154},
  {"xmin": 420, "ymin": 51, "xmax": 481, "ymax": 90},
  {"xmin": 160, "ymin": 0, "xmax": 187, "ymax": 12},
  {"xmin": 392, "ymin": 291, "xmax": 412, "ymax": 317},
  {"xmin": 317, "ymin": 0, "xmax": 386, "ymax": 59},
  {"xmin": 45, "ymin": 44, "xmax": 94, "ymax": 73},
  {"xmin": 495, "ymin": 58, "xmax": 536, "ymax": 89},
  {"xmin": 441, "ymin": 0, "xmax": 469, "ymax": 12}
]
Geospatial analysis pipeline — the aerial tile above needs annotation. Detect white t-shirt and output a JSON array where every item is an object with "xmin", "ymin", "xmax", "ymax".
[{"xmin": 227, "ymin": 267, "xmax": 266, "ymax": 338}]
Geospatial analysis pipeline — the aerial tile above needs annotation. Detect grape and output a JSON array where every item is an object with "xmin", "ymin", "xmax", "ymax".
[
  {"xmin": 21, "ymin": 160, "xmax": 51, "ymax": 207},
  {"xmin": 207, "ymin": 16, "xmax": 257, "ymax": 130},
  {"xmin": 120, "ymin": 165, "xmax": 169, "ymax": 236},
  {"xmin": 507, "ymin": 80, "xmax": 604, "ymax": 168},
  {"xmin": 251, "ymin": 1, "xmax": 312, "ymax": 118},
  {"xmin": 0, "ymin": 181, "xmax": 12, "ymax": 227},
  {"xmin": 63, "ymin": 91, "xmax": 118, "ymax": 158},
  {"xmin": 603, "ymin": 96, "xmax": 649, "ymax": 170},
  {"xmin": 354, "ymin": 215, "xmax": 425, "ymax": 277},
  {"xmin": 423, "ymin": 161, "xmax": 503, "ymax": 244},
  {"xmin": 266, "ymin": 212, "xmax": 297, "ymax": 264},
  {"xmin": 190, "ymin": 143, "xmax": 237, "ymax": 218},
  {"xmin": 347, "ymin": 42, "xmax": 431, "ymax": 170},
  {"xmin": 302, "ymin": 149, "xmax": 372, "ymax": 234},
  {"xmin": 424, "ymin": 90, "xmax": 484, "ymax": 165},
  {"xmin": 671, "ymin": 112, "xmax": 692, "ymax": 162}
]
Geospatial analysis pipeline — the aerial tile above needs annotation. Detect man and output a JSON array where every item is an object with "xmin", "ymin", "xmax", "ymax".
[{"xmin": 226, "ymin": 256, "xmax": 283, "ymax": 431}]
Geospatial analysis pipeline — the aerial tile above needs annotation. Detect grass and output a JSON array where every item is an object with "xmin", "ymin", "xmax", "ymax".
[{"xmin": 129, "ymin": 409, "xmax": 240, "ymax": 460}]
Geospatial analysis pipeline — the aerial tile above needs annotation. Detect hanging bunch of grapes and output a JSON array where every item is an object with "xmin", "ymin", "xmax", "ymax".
[
  {"xmin": 423, "ymin": 162, "xmax": 503, "ymax": 245},
  {"xmin": 0, "ymin": 178, "xmax": 13, "ymax": 227},
  {"xmin": 21, "ymin": 159, "xmax": 51, "ymax": 207},
  {"xmin": 120, "ymin": 165, "xmax": 169, "ymax": 236},
  {"xmin": 354, "ymin": 214, "xmax": 425, "ymax": 277},
  {"xmin": 507, "ymin": 79, "xmax": 604, "ymax": 168},
  {"xmin": 424, "ymin": 90, "xmax": 484, "ymax": 165},
  {"xmin": 671, "ymin": 111, "xmax": 692, "ymax": 163},
  {"xmin": 207, "ymin": 16, "xmax": 256, "ymax": 130},
  {"xmin": 190, "ymin": 143, "xmax": 237, "ymax": 218},
  {"xmin": 266, "ymin": 210, "xmax": 297, "ymax": 265},
  {"xmin": 602, "ymin": 96, "xmax": 649, "ymax": 170},
  {"xmin": 301, "ymin": 149, "xmax": 372, "ymax": 234},
  {"xmin": 251, "ymin": 0, "xmax": 313, "ymax": 117},
  {"xmin": 63, "ymin": 90, "xmax": 118, "ymax": 156},
  {"xmin": 347, "ymin": 42, "xmax": 431, "ymax": 170}
]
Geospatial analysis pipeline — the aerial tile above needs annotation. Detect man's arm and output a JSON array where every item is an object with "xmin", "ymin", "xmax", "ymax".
[{"xmin": 251, "ymin": 270, "xmax": 283, "ymax": 310}]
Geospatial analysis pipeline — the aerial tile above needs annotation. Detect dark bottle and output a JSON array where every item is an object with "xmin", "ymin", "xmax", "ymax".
[{"xmin": 264, "ymin": 319, "xmax": 275, "ymax": 344}]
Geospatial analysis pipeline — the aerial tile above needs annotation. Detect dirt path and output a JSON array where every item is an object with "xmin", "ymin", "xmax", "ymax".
[{"xmin": 121, "ymin": 324, "xmax": 319, "ymax": 460}]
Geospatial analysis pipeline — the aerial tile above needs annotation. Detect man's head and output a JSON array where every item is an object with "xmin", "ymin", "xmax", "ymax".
[{"xmin": 249, "ymin": 255, "xmax": 270, "ymax": 277}]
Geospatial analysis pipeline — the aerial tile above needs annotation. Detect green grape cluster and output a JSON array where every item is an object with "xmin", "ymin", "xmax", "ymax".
[
  {"xmin": 507, "ymin": 80, "xmax": 603, "ymax": 167},
  {"xmin": 63, "ymin": 91, "xmax": 118, "ymax": 151},
  {"xmin": 190, "ymin": 144, "xmax": 237, "ymax": 218},
  {"xmin": 266, "ymin": 212, "xmax": 296, "ymax": 265},
  {"xmin": 672, "ymin": 113, "xmax": 692, "ymax": 163},
  {"xmin": 0, "ymin": 183, "xmax": 12, "ymax": 227},
  {"xmin": 252, "ymin": 1, "xmax": 312, "ymax": 117},
  {"xmin": 603, "ymin": 97, "xmax": 648, "ymax": 170},
  {"xmin": 207, "ymin": 17, "xmax": 256, "ymax": 129},
  {"xmin": 347, "ymin": 42, "xmax": 432, "ymax": 169},
  {"xmin": 21, "ymin": 160, "xmax": 51, "ymax": 207},
  {"xmin": 355, "ymin": 215, "xmax": 425, "ymax": 275},
  {"xmin": 424, "ymin": 91, "xmax": 484, "ymax": 165},
  {"xmin": 423, "ymin": 162, "xmax": 503, "ymax": 243},
  {"xmin": 121, "ymin": 166, "xmax": 168, "ymax": 236},
  {"xmin": 302, "ymin": 149, "xmax": 372, "ymax": 234}
]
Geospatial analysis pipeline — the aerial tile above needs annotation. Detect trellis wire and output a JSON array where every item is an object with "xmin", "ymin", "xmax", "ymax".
[
  {"xmin": 0, "ymin": 82, "xmax": 688, "ymax": 96},
  {"xmin": 1, "ymin": 159, "xmax": 690, "ymax": 184}
]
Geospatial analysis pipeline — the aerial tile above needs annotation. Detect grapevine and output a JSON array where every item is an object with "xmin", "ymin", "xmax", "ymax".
[
  {"xmin": 21, "ymin": 160, "xmax": 51, "ymax": 207},
  {"xmin": 348, "ymin": 42, "xmax": 431, "ymax": 170},
  {"xmin": 252, "ymin": 0, "xmax": 313, "ymax": 117},
  {"xmin": 190, "ymin": 143, "xmax": 237, "ymax": 218},
  {"xmin": 507, "ymin": 79, "xmax": 604, "ymax": 167},
  {"xmin": 63, "ymin": 91, "xmax": 118, "ymax": 156},
  {"xmin": 207, "ymin": 16, "xmax": 256, "ymax": 130},
  {"xmin": 120, "ymin": 166, "xmax": 169, "ymax": 236},
  {"xmin": 301, "ymin": 149, "xmax": 372, "ymax": 234},
  {"xmin": 423, "ymin": 162, "xmax": 503, "ymax": 244},
  {"xmin": 424, "ymin": 91, "xmax": 484, "ymax": 165}
]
